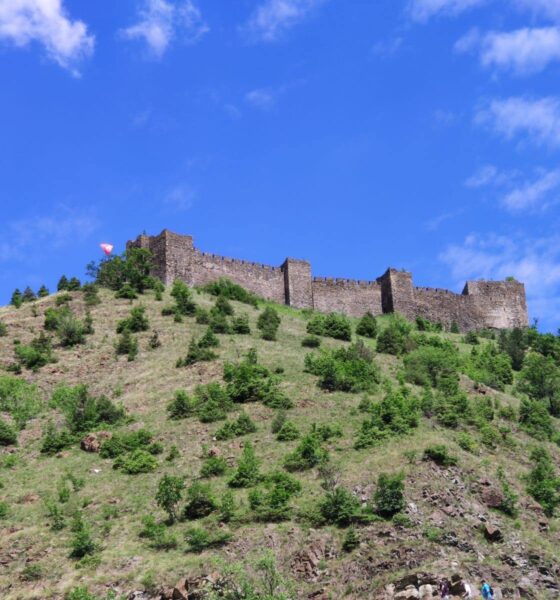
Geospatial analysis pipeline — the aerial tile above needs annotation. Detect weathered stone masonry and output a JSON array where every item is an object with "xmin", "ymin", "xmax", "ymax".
[{"xmin": 128, "ymin": 229, "xmax": 529, "ymax": 331}]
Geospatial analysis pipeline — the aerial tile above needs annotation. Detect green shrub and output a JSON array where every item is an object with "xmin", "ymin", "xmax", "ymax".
[
  {"xmin": 183, "ymin": 482, "xmax": 218, "ymax": 519},
  {"xmin": 320, "ymin": 487, "xmax": 360, "ymax": 526},
  {"xmin": 113, "ymin": 449, "xmax": 158, "ymax": 474},
  {"xmin": 423, "ymin": 445, "xmax": 458, "ymax": 467},
  {"xmin": 50, "ymin": 384, "xmax": 125, "ymax": 434},
  {"xmin": 257, "ymin": 307, "xmax": 281, "ymax": 341},
  {"xmin": 99, "ymin": 429, "xmax": 154, "ymax": 458},
  {"xmin": 219, "ymin": 490, "xmax": 236, "ymax": 522},
  {"xmin": 271, "ymin": 410, "xmax": 287, "ymax": 434},
  {"xmin": 64, "ymin": 587, "xmax": 96, "ymax": 600},
  {"xmin": 199, "ymin": 328, "xmax": 219, "ymax": 348},
  {"xmin": 0, "ymin": 321, "xmax": 7, "ymax": 337},
  {"xmin": 117, "ymin": 306, "xmax": 150, "ymax": 333},
  {"xmin": 195, "ymin": 307, "xmax": 210, "ymax": 324},
  {"xmin": 373, "ymin": 472, "xmax": 405, "ymax": 518},
  {"xmin": 170, "ymin": 280, "xmax": 196, "ymax": 316},
  {"xmin": 10, "ymin": 288, "xmax": 23, "ymax": 308},
  {"xmin": 67, "ymin": 277, "xmax": 81, "ymax": 291},
  {"xmin": 69, "ymin": 513, "xmax": 96, "ymax": 559},
  {"xmin": 449, "ymin": 321, "xmax": 460, "ymax": 334},
  {"xmin": 167, "ymin": 390, "xmax": 197, "ymax": 420},
  {"xmin": 215, "ymin": 413, "xmax": 257, "ymax": 440},
  {"xmin": 115, "ymin": 283, "xmax": 138, "ymax": 300},
  {"xmin": 301, "ymin": 335, "xmax": 321, "ymax": 348},
  {"xmin": 357, "ymin": 312, "xmax": 378, "ymax": 338},
  {"xmin": 283, "ymin": 432, "xmax": 328, "ymax": 472},
  {"xmin": 404, "ymin": 346, "xmax": 459, "ymax": 389},
  {"xmin": 200, "ymin": 455, "xmax": 228, "ymax": 478},
  {"xmin": 208, "ymin": 311, "xmax": 231, "ymax": 334},
  {"xmin": 185, "ymin": 526, "xmax": 232, "ymax": 553},
  {"xmin": 139, "ymin": 515, "xmax": 178, "ymax": 550},
  {"xmin": 463, "ymin": 344, "xmax": 513, "ymax": 391},
  {"xmin": 156, "ymin": 474, "xmax": 184, "ymax": 523},
  {"xmin": 57, "ymin": 276, "xmax": 69, "ymax": 291},
  {"xmin": 176, "ymin": 337, "xmax": 218, "ymax": 367},
  {"xmin": 213, "ymin": 295, "xmax": 234, "ymax": 316},
  {"xmin": 464, "ymin": 330, "xmax": 479, "ymax": 345},
  {"xmin": 90, "ymin": 247, "xmax": 155, "ymax": 294},
  {"xmin": 56, "ymin": 312, "xmax": 87, "ymax": 347},
  {"xmin": 457, "ymin": 432, "xmax": 478, "ymax": 453},
  {"xmin": 376, "ymin": 315, "xmax": 412, "ymax": 356},
  {"xmin": 40, "ymin": 422, "xmax": 76, "ymax": 454},
  {"xmin": 0, "ymin": 501, "xmax": 8, "ymax": 519},
  {"xmin": 498, "ymin": 328, "xmax": 527, "ymax": 370},
  {"xmin": 195, "ymin": 383, "xmax": 232, "ymax": 423},
  {"xmin": 21, "ymin": 563, "xmax": 43, "ymax": 581},
  {"xmin": 415, "ymin": 316, "xmax": 442, "ymax": 332},
  {"xmin": 276, "ymin": 421, "xmax": 300, "ymax": 441},
  {"xmin": 496, "ymin": 467, "xmax": 518, "ymax": 517},
  {"xmin": 224, "ymin": 349, "xmax": 291, "ymax": 409},
  {"xmin": 202, "ymin": 278, "xmax": 259, "ymax": 307},
  {"xmin": 517, "ymin": 353, "xmax": 560, "ymax": 416},
  {"xmin": 229, "ymin": 442, "xmax": 261, "ymax": 488},
  {"xmin": 232, "ymin": 314, "xmax": 251, "ymax": 334},
  {"xmin": 354, "ymin": 387, "xmax": 419, "ymax": 449},
  {"xmin": 44, "ymin": 306, "xmax": 70, "ymax": 331},
  {"xmin": 249, "ymin": 471, "xmax": 302, "ymax": 521},
  {"xmin": 520, "ymin": 398, "xmax": 554, "ymax": 440},
  {"xmin": 14, "ymin": 333, "xmax": 56, "ymax": 371},
  {"xmin": 526, "ymin": 447, "xmax": 560, "ymax": 517},
  {"xmin": 0, "ymin": 376, "xmax": 42, "ymax": 428},
  {"xmin": 342, "ymin": 527, "xmax": 360, "ymax": 552},
  {"xmin": 0, "ymin": 418, "xmax": 17, "ymax": 446},
  {"xmin": 115, "ymin": 330, "xmax": 138, "ymax": 361},
  {"xmin": 56, "ymin": 293, "xmax": 73, "ymax": 306},
  {"xmin": 307, "ymin": 313, "xmax": 352, "ymax": 341},
  {"xmin": 81, "ymin": 283, "xmax": 100, "ymax": 306},
  {"xmin": 305, "ymin": 341, "xmax": 380, "ymax": 393},
  {"xmin": 148, "ymin": 330, "xmax": 161, "ymax": 349}
]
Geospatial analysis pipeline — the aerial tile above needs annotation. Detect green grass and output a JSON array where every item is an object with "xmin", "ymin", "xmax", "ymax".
[{"xmin": 0, "ymin": 287, "xmax": 558, "ymax": 599}]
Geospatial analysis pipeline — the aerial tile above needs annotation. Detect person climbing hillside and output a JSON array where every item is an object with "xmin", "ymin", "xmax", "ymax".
[
  {"xmin": 481, "ymin": 580, "xmax": 494, "ymax": 600},
  {"xmin": 439, "ymin": 578, "xmax": 450, "ymax": 600},
  {"xmin": 462, "ymin": 580, "xmax": 473, "ymax": 599}
]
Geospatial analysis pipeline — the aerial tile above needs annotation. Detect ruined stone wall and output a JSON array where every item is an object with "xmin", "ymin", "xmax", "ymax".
[
  {"xmin": 127, "ymin": 230, "xmax": 529, "ymax": 331},
  {"xmin": 190, "ymin": 250, "xmax": 285, "ymax": 304},
  {"xmin": 312, "ymin": 278, "xmax": 383, "ymax": 317}
]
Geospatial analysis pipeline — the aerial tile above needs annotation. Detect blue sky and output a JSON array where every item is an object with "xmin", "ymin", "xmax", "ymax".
[{"xmin": 1, "ymin": 0, "xmax": 559, "ymax": 331}]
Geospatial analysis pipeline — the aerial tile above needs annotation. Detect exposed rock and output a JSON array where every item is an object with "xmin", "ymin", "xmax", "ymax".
[
  {"xmin": 483, "ymin": 524, "xmax": 503, "ymax": 542},
  {"xmin": 171, "ymin": 578, "xmax": 188, "ymax": 600},
  {"xmin": 394, "ymin": 585, "xmax": 419, "ymax": 600},
  {"xmin": 517, "ymin": 577, "xmax": 535, "ymax": 598},
  {"xmin": 81, "ymin": 431, "xmax": 112, "ymax": 453},
  {"xmin": 481, "ymin": 487, "xmax": 504, "ymax": 509}
]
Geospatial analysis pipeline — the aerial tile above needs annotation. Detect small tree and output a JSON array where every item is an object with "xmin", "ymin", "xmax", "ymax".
[
  {"xmin": 156, "ymin": 474, "xmax": 184, "ymax": 523},
  {"xmin": 229, "ymin": 442, "xmax": 261, "ymax": 488},
  {"xmin": 373, "ymin": 472, "xmax": 406, "ymax": 518},
  {"xmin": 57, "ymin": 276, "xmax": 69, "ymax": 291},
  {"xmin": 0, "ymin": 418, "xmax": 17, "ymax": 446},
  {"xmin": 257, "ymin": 307, "xmax": 281, "ymax": 341},
  {"xmin": 22, "ymin": 286, "xmax": 36, "ymax": 302},
  {"xmin": 171, "ymin": 280, "xmax": 196, "ymax": 316},
  {"xmin": 356, "ymin": 312, "xmax": 378, "ymax": 338},
  {"xmin": 37, "ymin": 285, "xmax": 50, "ymax": 298},
  {"xmin": 10, "ymin": 289, "xmax": 23, "ymax": 308}
]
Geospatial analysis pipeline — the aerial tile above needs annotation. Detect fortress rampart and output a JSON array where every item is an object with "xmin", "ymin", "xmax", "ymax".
[{"xmin": 127, "ymin": 229, "xmax": 529, "ymax": 332}]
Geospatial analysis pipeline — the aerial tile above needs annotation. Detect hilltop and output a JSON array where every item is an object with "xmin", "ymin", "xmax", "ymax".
[{"xmin": 0, "ymin": 256, "xmax": 559, "ymax": 600}]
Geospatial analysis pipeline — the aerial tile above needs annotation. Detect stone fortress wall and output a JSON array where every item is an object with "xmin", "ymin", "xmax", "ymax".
[{"xmin": 127, "ymin": 229, "xmax": 529, "ymax": 332}]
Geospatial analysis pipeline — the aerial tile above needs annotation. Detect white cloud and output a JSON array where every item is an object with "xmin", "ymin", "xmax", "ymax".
[
  {"xmin": 0, "ymin": 0, "xmax": 94, "ymax": 75},
  {"xmin": 515, "ymin": 0, "xmax": 560, "ymax": 21},
  {"xmin": 120, "ymin": 0, "xmax": 208, "ymax": 58},
  {"xmin": 464, "ymin": 164, "xmax": 518, "ymax": 188},
  {"xmin": 0, "ymin": 205, "xmax": 99, "ymax": 263},
  {"xmin": 407, "ymin": 0, "xmax": 487, "ymax": 22},
  {"xmin": 475, "ymin": 96, "xmax": 560, "ymax": 147},
  {"xmin": 245, "ymin": 88, "xmax": 277, "ymax": 110},
  {"xmin": 456, "ymin": 26, "xmax": 560, "ymax": 75},
  {"xmin": 371, "ymin": 36, "xmax": 404, "ymax": 58},
  {"xmin": 163, "ymin": 185, "xmax": 196, "ymax": 211},
  {"xmin": 440, "ymin": 232, "xmax": 560, "ymax": 328},
  {"xmin": 245, "ymin": 0, "xmax": 327, "ymax": 42},
  {"xmin": 502, "ymin": 169, "xmax": 560, "ymax": 212}
]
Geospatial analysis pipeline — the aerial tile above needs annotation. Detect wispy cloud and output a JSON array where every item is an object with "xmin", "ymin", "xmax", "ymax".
[
  {"xmin": 371, "ymin": 36, "xmax": 404, "ymax": 58},
  {"xmin": 0, "ymin": 0, "xmax": 94, "ymax": 75},
  {"xmin": 475, "ymin": 96, "xmax": 560, "ymax": 148},
  {"xmin": 0, "ymin": 205, "xmax": 99, "ymax": 263},
  {"xmin": 464, "ymin": 164, "xmax": 517, "ymax": 188},
  {"xmin": 244, "ymin": 0, "xmax": 327, "ymax": 42},
  {"xmin": 245, "ymin": 88, "xmax": 277, "ymax": 110},
  {"xmin": 456, "ymin": 26, "xmax": 560, "ymax": 75},
  {"xmin": 515, "ymin": 0, "xmax": 560, "ymax": 22},
  {"xmin": 120, "ymin": 0, "xmax": 208, "ymax": 58},
  {"xmin": 425, "ymin": 208, "xmax": 464, "ymax": 231},
  {"xmin": 407, "ymin": 0, "xmax": 488, "ymax": 23},
  {"xmin": 502, "ymin": 169, "xmax": 560, "ymax": 212},
  {"xmin": 163, "ymin": 184, "xmax": 196, "ymax": 212},
  {"xmin": 440, "ymin": 232, "xmax": 560, "ymax": 328}
]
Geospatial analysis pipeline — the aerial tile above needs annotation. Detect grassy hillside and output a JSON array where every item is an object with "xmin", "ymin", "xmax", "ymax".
[{"xmin": 0, "ymin": 280, "xmax": 559, "ymax": 600}]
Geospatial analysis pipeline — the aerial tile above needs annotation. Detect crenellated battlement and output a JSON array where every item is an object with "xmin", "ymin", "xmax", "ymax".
[{"xmin": 127, "ymin": 229, "xmax": 529, "ymax": 331}]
